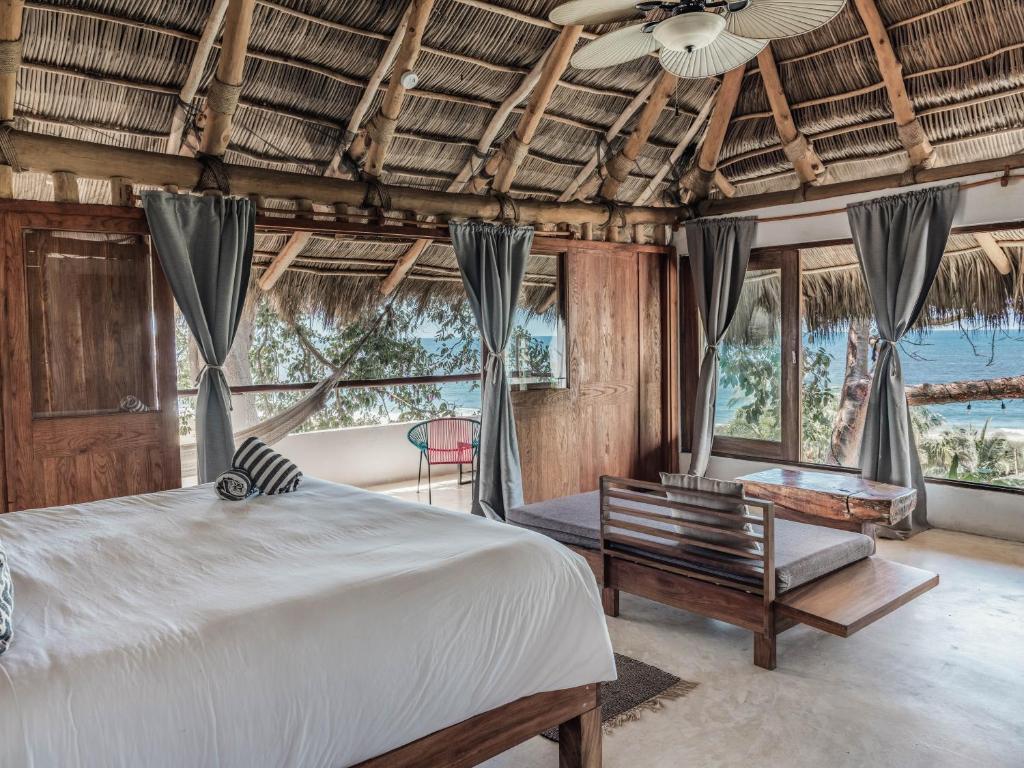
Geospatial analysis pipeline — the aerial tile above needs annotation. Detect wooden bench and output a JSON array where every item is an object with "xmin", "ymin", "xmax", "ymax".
[{"xmin": 508, "ymin": 477, "xmax": 939, "ymax": 669}]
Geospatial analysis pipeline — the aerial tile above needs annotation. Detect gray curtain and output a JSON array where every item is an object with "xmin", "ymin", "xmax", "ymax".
[
  {"xmin": 451, "ymin": 221, "xmax": 533, "ymax": 521},
  {"xmin": 686, "ymin": 217, "xmax": 757, "ymax": 476},
  {"xmin": 848, "ymin": 184, "xmax": 960, "ymax": 538},
  {"xmin": 143, "ymin": 191, "xmax": 254, "ymax": 483}
]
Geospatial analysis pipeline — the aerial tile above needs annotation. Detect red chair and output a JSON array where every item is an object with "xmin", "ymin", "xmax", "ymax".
[{"xmin": 407, "ymin": 418, "xmax": 481, "ymax": 504}]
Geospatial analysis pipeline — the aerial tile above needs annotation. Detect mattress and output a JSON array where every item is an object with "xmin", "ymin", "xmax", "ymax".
[{"xmin": 0, "ymin": 478, "xmax": 615, "ymax": 767}]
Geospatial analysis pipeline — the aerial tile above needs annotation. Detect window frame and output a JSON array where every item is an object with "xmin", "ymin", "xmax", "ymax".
[
  {"xmin": 507, "ymin": 250, "xmax": 569, "ymax": 392},
  {"xmin": 683, "ymin": 224, "xmax": 1024, "ymax": 496}
]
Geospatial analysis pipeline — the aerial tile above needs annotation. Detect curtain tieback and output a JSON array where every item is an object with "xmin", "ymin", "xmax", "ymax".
[{"xmin": 197, "ymin": 365, "xmax": 234, "ymax": 410}]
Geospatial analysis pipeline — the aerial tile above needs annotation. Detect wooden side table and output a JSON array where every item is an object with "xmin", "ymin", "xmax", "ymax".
[{"xmin": 736, "ymin": 468, "xmax": 916, "ymax": 536}]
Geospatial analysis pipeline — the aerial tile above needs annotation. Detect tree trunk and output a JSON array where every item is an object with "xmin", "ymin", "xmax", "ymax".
[
  {"xmin": 827, "ymin": 319, "xmax": 871, "ymax": 466},
  {"xmin": 224, "ymin": 297, "xmax": 259, "ymax": 430},
  {"xmin": 907, "ymin": 375, "xmax": 1024, "ymax": 406}
]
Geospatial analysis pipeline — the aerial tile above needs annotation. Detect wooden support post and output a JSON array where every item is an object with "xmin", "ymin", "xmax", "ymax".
[
  {"xmin": 110, "ymin": 176, "xmax": 133, "ymax": 206},
  {"xmin": 596, "ymin": 71, "xmax": 678, "ymax": 202},
  {"xmin": 853, "ymin": 0, "xmax": 934, "ymax": 168},
  {"xmin": 680, "ymin": 65, "xmax": 745, "ymax": 204},
  {"xmin": 0, "ymin": 0, "xmax": 24, "ymax": 198},
  {"xmin": 380, "ymin": 238, "xmax": 430, "ymax": 296},
  {"xmin": 332, "ymin": 3, "xmax": 413, "ymax": 175},
  {"xmin": 199, "ymin": 0, "xmax": 255, "ymax": 157},
  {"xmin": 633, "ymin": 95, "xmax": 715, "ymax": 206},
  {"xmin": 975, "ymin": 232, "xmax": 1013, "ymax": 275},
  {"xmin": 52, "ymin": 171, "xmax": 79, "ymax": 203},
  {"xmin": 560, "ymin": 77, "xmax": 658, "ymax": 202},
  {"xmin": 167, "ymin": 0, "xmax": 229, "ymax": 155},
  {"xmin": 363, "ymin": 0, "xmax": 437, "ymax": 179},
  {"xmin": 757, "ymin": 47, "xmax": 825, "ymax": 185},
  {"xmin": 469, "ymin": 24, "xmax": 582, "ymax": 194}
]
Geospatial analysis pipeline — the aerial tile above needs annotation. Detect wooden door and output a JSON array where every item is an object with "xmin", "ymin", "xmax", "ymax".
[{"xmin": 0, "ymin": 202, "xmax": 180, "ymax": 511}]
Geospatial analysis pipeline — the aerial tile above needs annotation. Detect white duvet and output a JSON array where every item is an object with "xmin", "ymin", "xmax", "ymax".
[{"xmin": 0, "ymin": 478, "xmax": 615, "ymax": 768}]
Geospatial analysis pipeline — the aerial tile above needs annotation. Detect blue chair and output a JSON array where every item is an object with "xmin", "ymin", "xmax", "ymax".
[{"xmin": 407, "ymin": 418, "xmax": 481, "ymax": 504}]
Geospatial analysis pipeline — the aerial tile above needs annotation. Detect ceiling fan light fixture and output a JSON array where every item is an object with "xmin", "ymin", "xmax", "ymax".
[{"xmin": 653, "ymin": 12, "xmax": 726, "ymax": 53}]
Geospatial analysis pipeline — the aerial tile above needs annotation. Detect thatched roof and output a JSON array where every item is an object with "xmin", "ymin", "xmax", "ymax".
[
  {"xmin": 729, "ymin": 227, "xmax": 1024, "ymax": 344},
  {"xmin": 8, "ymin": 0, "xmax": 1024, "ymax": 319}
]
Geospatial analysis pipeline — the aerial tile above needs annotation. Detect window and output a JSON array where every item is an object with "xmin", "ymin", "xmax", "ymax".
[
  {"xmin": 507, "ymin": 250, "xmax": 566, "ymax": 389},
  {"xmin": 701, "ymin": 231, "xmax": 1024, "ymax": 491}
]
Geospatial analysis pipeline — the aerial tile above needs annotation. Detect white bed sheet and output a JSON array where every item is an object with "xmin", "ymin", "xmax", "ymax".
[{"xmin": 0, "ymin": 478, "xmax": 615, "ymax": 767}]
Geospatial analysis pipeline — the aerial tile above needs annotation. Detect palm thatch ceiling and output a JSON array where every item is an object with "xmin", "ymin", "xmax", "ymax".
[{"xmin": 8, "ymin": 0, "xmax": 1024, "ymax": 320}]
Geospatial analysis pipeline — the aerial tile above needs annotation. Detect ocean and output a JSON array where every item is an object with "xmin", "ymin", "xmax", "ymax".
[{"xmin": 718, "ymin": 326, "xmax": 1024, "ymax": 436}]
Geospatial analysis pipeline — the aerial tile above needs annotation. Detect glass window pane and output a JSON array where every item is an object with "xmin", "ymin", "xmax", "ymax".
[
  {"xmin": 25, "ymin": 230, "xmax": 158, "ymax": 418},
  {"xmin": 715, "ymin": 267, "xmax": 782, "ymax": 442},
  {"xmin": 508, "ymin": 252, "xmax": 566, "ymax": 389}
]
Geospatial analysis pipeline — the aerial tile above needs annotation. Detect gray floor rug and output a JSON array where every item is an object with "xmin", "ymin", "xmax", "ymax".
[{"xmin": 541, "ymin": 653, "xmax": 698, "ymax": 741}]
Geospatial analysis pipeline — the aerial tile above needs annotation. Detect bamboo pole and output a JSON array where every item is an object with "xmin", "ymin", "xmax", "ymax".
[
  {"xmin": 593, "ymin": 72, "xmax": 678, "ymax": 202},
  {"xmin": 852, "ymin": 0, "xmax": 934, "ymax": 168},
  {"xmin": 4, "ymin": 130, "xmax": 681, "ymax": 225},
  {"xmin": 380, "ymin": 238, "xmax": 431, "ymax": 296},
  {"xmin": 679, "ymin": 65, "xmax": 746, "ymax": 204},
  {"xmin": 167, "ymin": 0, "xmax": 229, "ymax": 155},
  {"xmin": 363, "ymin": 0, "xmax": 437, "ymax": 179},
  {"xmin": 469, "ymin": 24, "xmax": 583, "ymax": 194},
  {"xmin": 974, "ymin": 232, "xmax": 1013, "ymax": 275},
  {"xmin": 200, "ymin": 0, "xmax": 255, "ymax": 156},
  {"xmin": 559, "ymin": 77, "xmax": 657, "ymax": 202},
  {"xmin": 756, "ymin": 47, "xmax": 825, "ymax": 185},
  {"xmin": 633, "ymin": 95, "xmax": 716, "ymax": 206},
  {"xmin": 0, "ymin": 0, "xmax": 24, "ymax": 198}
]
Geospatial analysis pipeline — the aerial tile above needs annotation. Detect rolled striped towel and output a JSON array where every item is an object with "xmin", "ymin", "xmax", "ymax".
[
  {"xmin": 119, "ymin": 395, "xmax": 150, "ymax": 413},
  {"xmin": 216, "ymin": 468, "xmax": 257, "ymax": 501},
  {"xmin": 232, "ymin": 437, "xmax": 303, "ymax": 495},
  {"xmin": 0, "ymin": 538, "xmax": 12, "ymax": 655}
]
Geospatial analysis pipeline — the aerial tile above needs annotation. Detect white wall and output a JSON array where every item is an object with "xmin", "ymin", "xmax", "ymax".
[
  {"xmin": 682, "ymin": 452, "xmax": 1024, "ymax": 544},
  {"xmin": 275, "ymin": 422, "xmax": 457, "ymax": 488}
]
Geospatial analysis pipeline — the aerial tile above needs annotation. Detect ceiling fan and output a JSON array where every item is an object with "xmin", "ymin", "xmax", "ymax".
[{"xmin": 550, "ymin": 0, "xmax": 847, "ymax": 78}]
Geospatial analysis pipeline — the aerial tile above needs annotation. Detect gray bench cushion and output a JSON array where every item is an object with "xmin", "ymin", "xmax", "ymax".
[{"xmin": 508, "ymin": 491, "xmax": 876, "ymax": 592}]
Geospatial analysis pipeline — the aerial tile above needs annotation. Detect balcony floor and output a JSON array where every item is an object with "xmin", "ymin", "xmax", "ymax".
[{"xmin": 367, "ymin": 475, "xmax": 474, "ymax": 513}]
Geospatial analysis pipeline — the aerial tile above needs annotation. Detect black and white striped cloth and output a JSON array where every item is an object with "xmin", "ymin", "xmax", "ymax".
[
  {"xmin": 232, "ymin": 437, "xmax": 303, "ymax": 495},
  {"xmin": 215, "ymin": 468, "xmax": 258, "ymax": 501},
  {"xmin": 0, "ymin": 539, "xmax": 13, "ymax": 655}
]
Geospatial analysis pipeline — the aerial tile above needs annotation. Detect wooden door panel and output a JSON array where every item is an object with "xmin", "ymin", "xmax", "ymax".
[{"xmin": 1, "ymin": 204, "xmax": 181, "ymax": 512}]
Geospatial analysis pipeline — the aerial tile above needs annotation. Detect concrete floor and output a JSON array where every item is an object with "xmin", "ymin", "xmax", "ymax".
[{"xmin": 365, "ymin": 481, "xmax": 1024, "ymax": 767}]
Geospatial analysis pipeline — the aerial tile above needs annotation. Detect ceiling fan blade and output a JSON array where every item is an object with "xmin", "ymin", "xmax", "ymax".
[
  {"xmin": 659, "ymin": 31, "xmax": 767, "ymax": 78},
  {"xmin": 550, "ymin": 0, "xmax": 643, "ymax": 26},
  {"xmin": 571, "ymin": 24, "xmax": 660, "ymax": 70},
  {"xmin": 726, "ymin": 0, "xmax": 847, "ymax": 40}
]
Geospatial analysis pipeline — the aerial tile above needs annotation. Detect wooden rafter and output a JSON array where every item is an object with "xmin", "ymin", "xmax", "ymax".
[
  {"xmin": 591, "ymin": 72, "xmax": 678, "ymax": 202},
  {"xmin": 362, "ymin": 0, "xmax": 437, "ymax": 179},
  {"xmin": 380, "ymin": 238, "xmax": 431, "ymax": 297},
  {"xmin": 756, "ymin": 47, "xmax": 825, "ymax": 185},
  {"xmin": 0, "ymin": 0, "xmax": 24, "ymax": 198},
  {"xmin": 632, "ymin": 94, "xmax": 716, "ymax": 206},
  {"xmin": 852, "ymin": 0, "xmax": 934, "ymax": 169},
  {"xmin": 167, "ymin": 0, "xmax": 228, "ymax": 155},
  {"xmin": 679, "ymin": 65, "xmax": 745, "ymax": 204},
  {"xmin": 467, "ymin": 24, "xmax": 583, "ymax": 195},
  {"xmin": 974, "ymin": 232, "xmax": 1013, "ymax": 275},
  {"xmin": 199, "ymin": 0, "xmax": 255, "ymax": 156},
  {"xmin": 560, "ymin": 77, "xmax": 657, "ymax": 203}
]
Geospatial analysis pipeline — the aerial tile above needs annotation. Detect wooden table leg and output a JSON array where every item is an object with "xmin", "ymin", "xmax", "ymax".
[{"xmin": 559, "ymin": 705, "xmax": 602, "ymax": 768}]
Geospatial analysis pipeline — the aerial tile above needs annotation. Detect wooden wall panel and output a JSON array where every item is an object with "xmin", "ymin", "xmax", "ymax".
[{"xmin": 514, "ymin": 242, "xmax": 675, "ymax": 503}]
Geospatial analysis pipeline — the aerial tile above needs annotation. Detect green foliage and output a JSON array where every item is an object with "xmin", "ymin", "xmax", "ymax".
[
  {"xmin": 507, "ymin": 324, "xmax": 553, "ymax": 380},
  {"xmin": 918, "ymin": 417, "xmax": 1024, "ymax": 488},
  {"xmin": 801, "ymin": 347, "xmax": 838, "ymax": 464},
  {"xmin": 716, "ymin": 342, "xmax": 782, "ymax": 441}
]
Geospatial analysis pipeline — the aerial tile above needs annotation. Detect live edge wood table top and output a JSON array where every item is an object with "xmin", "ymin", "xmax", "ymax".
[{"xmin": 736, "ymin": 468, "xmax": 917, "ymax": 534}]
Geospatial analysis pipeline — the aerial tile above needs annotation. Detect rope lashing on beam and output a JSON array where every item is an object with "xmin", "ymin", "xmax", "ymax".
[
  {"xmin": 783, "ymin": 133, "xmax": 816, "ymax": 164},
  {"xmin": 679, "ymin": 165, "xmax": 715, "ymax": 199},
  {"xmin": 491, "ymin": 191, "xmax": 520, "ymax": 223},
  {"xmin": 0, "ymin": 122, "xmax": 23, "ymax": 172},
  {"xmin": 604, "ymin": 152, "xmax": 635, "ymax": 184},
  {"xmin": 206, "ymin": 76, "xmax": 242, "ymax": 117},
  {"xmin": 194, "ymin": 153, "xmax": 231, "ymax": 194},
  {"xmin": 503, "ymin": 133, "xmax": 531, "ymax": 172},
  {"xmin": 362, "ymin": 177, "xmax": 392, "ymax": 213},
  {"xmin": 366, "ymin": 111, "xmax": 398, "ymax": 153},
  {"xmin": 0, "ymin": 37, "xmax": 21, "ymax": 75},
  {"xmin": 603, "ymin": 201, "xmax": 627, "ymax": 229}
]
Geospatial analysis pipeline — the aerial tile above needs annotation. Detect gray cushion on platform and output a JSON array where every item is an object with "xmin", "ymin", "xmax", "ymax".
[
  {"xmin": 507, "ymin": 491, "xmax": 875, "ymax": 592},
  {"xmin": 508, "ymin": 491, "xmax": 601, "ymax": 549}
]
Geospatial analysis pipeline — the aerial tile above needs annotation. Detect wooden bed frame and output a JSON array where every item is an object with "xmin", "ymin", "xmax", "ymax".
[
  {"xmin": 594, "ymin": 476, "xmax": 939, "ymax": 670},
  {"xmin": 354, "ymin": 683, "xmax": 600, "ymax": 767}
]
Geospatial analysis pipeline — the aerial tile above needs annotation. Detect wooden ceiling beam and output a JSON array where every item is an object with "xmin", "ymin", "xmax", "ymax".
[
  {"xmin": 590, "ymin": 71, "xmax": 678, "ymax": 202},
  {"xmin": 633, "ymin": 95, "xmax": 716, "ymax": 206},
  {"xmin": 0, "ymin": 0, "xmax": 24, "ymax": 198},
  {"xmin": 468, "ymin": 24, "xmax": 583, "ymax": 195},
  {"xmin": 167, "ymin": 0, "xmax": 228, "ymax": 155},
  {"xmin": 852, "ymin": 0, "xmax": 934, "ymax": 169},
  {"xmin": 757, "ymin": 47, "xmax": 825, "ymax": 185},
  {"xmin": 362, "ymin": 0, "xmax": 437, "ymax": 179},
  {"xmin": 679, "ymin": 65, "xmax": 746, "ymax": 204},
  {"xmin": 559, "ymin": 77, "xmax": 657, "ymax": 203},
  {"xmin": 380, "ymin": 237, "xmax": 431, "ymax": 297},
  {"xmin": 974, "ymin": 232, "xmax": 1013, "ymax": 275},
  {"xmin": 199, "ymin": 0, "xmax": 255, "ymax": 156}
]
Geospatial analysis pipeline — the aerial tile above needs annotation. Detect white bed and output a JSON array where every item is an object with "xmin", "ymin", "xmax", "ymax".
[{"xmin": 0, "ymin": 478, "xmax": 615, "ymax": 768}]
